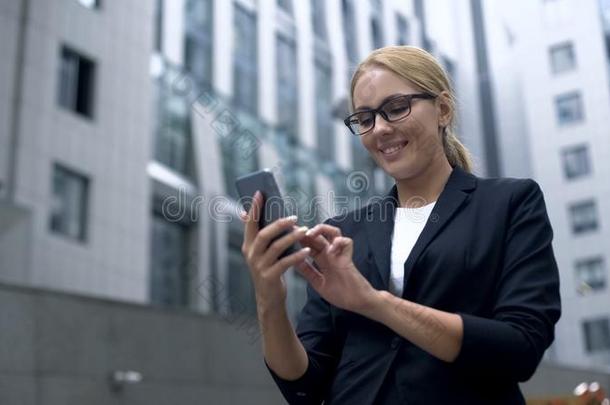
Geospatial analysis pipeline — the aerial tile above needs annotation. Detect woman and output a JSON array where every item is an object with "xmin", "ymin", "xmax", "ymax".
[{"xmin": 240, "ymin": 46, "xmax": 561, "ymax": 404}]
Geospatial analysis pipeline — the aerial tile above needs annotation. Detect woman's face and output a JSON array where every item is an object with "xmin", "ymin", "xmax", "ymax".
[{"xmin": 352, "ymin": 66, "xmax": 450, "ymax": 181}]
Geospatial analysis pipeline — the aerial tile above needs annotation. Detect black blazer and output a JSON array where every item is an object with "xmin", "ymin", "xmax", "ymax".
[{"xmin": 267, "ymin": 167, "xmax": 561, "ymax": 404}]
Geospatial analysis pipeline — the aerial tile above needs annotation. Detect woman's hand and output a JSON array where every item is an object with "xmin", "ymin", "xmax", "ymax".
[
  {"xmin": 296, "ymin": 224, "xmax": 379, "ymax": 314},
  {"xmin": 241, "ymin": 191, "xmax": 312, "ymax": 315}
]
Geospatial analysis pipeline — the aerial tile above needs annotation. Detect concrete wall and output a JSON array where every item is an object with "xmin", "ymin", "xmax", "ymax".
[{"xmin": 0, "ymin": 282, "xmax": 283, "ymax": 405}]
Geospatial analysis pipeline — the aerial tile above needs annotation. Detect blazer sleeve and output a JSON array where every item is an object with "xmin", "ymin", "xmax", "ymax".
[
  {"xmin": 452, "ymin": 179, "xmax": 561, "ymax": 382},
  {"xmin": 265, "ymin": 284, "xmax": 344, "ymax": 404}
]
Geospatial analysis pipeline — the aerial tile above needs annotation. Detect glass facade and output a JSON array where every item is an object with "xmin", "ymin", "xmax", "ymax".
[
  {"xmin": 315, "ymin": 59, "xmax": 334, "ymax": 161},
  {"xmin": 276, "ymin": 34, "xmax": 299, "ymax": 144},
  {"xmin": 184, "ymin": 0, "xmax": 213, "ymax": 86},
  {"xmin": 396, "ymin": 14, "xmax": 409, "ymax": 45},
  {"xmin": 154, "ymin": 81, "xmax": 193, "ymax": 176},
  {"xmin": 233, "ymin": 5, "xmax": 258, "ymax": 115},
  {"xmin": 150, "ymin": 214, "xmax": 191, "ymax": 307}
]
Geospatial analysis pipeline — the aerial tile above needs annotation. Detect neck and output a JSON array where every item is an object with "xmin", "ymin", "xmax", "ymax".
[{"xmin": 395, "ymin": 158, "xmax": 453, "ymax": 208}]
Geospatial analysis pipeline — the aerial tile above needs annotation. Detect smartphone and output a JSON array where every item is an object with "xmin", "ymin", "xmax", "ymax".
[{"xmin": 235, "ymin": 169, "xmax": 298, "ymax": 257}]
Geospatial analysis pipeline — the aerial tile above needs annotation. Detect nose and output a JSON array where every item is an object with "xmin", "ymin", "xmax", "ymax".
[{"xmin": 371, "ymin": 112, "xmax": 393, "ymax": 136}]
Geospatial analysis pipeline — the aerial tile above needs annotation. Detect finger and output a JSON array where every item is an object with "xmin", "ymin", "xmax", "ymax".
[
  {"xmin": 238, "ymin": 210, "xmax": 247, "ymax": 222},
  {"xmin": 267, "ymin": 247, "xmax": 312, "ymax": 279},
  {"xmin": 328, "ymin": 236, "xmax": 353, "ymax": 255},
  {"xmin": 299, "ymin": 228, "xmax": 329, "ymax": 256},
  {"xmin": 250, "ymin": 215, "xmax": 299, "ymax": 257},
  {"xmin": 243, "ymin": 191, "xmax": 262, "ymax": 246},
  {"xmin": 305, "ymin": 224, "xmax": 342, "ymax": 244},
  {"xmin": 295, "ymin": 260, "xmax": 324, "ymax": 290},
  {"xmin": 260, "ymin": 226, "xmax": 309, "ymax": 266}
]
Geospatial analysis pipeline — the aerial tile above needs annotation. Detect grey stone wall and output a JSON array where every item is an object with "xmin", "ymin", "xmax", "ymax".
[{"xmin": 0, "ymin": 282, "xmax": 284, "ymax": 405}]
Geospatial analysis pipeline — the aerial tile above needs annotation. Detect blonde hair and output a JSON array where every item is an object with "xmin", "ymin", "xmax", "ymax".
[{"xmin": 350, "ymin": 46, "xmax": 474, "ymax": 173}]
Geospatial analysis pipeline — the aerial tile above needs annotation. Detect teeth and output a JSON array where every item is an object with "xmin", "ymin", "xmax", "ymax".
[{"xmin": 381, "ymin": 142, "xmax": 407, "ymax": 154}]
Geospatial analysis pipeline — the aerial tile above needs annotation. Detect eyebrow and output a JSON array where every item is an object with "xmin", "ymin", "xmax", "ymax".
[{"xmin": 354, "ymin": 93, "xmax": 405, "ymax": 112}]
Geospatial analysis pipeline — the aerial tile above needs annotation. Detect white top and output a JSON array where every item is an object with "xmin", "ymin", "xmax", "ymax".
[{"xmin": 389, "ymin": 201, "xmax": 437, "ymax": 296}]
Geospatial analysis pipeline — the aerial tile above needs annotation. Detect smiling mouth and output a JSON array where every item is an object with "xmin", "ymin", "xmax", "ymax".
[{"xmin": 379, "ymin": 141, "xmax": 408, "ymax": 155}]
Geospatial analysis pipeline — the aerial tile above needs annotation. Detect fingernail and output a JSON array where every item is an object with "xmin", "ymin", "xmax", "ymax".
[
  {"xmin": 298, "ymin": 226, "xmax": 308, "ymax": 233},
  {"xmin": 287, "ymin": 215, "xmax": 298, "ymax": 222},
  {"xmin": 305, "ymin": 229, "xmax": 313, "ymax": 236},
  {"xmin": 254, "ymin": 190, "xmax": 261, "ymax": 199},
  {"xmin": 302, "ymin": 247, "xmax": 311, "ymax": 254}
]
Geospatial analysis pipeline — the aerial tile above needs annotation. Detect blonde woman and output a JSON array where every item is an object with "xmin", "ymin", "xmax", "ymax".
[{"xmin": 241, "ymin": 46, "xmax": 561, "ymax": 404}]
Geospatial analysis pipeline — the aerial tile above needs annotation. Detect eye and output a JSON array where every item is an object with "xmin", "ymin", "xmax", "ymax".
[
  {"xmin": 358, "ymin": 115, "xmax": 374, "ymax": 127},
  {"xmin": 385, "ymin": 101, "xmax": 410, "ymax": 116}
]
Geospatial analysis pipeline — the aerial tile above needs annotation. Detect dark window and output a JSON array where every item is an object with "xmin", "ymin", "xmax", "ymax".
[
  {"xmin": 150, "ymin": 214, "xmax": 191, "ymax": 307},
  {"xmin": 550, "ymin": 42, "xmax": 576, "ymax": 74},
  {"xmin": 276, "ymin": 34, "xmax": 299, "ymax": 143},
  {"xmin": 555, "ymin": 92, "xmax": 584, "ymax": 125},
  {"xmin": 227, "ymin": 224, "xmax": 257, "ymax": 315},
  {"xmin": 311, "ymin": 0, "xmax": 328, "ymax": 40},
  {"xmin": 184, "ymin": 0, "xmax": 213, "ymax": 86},
  {"xmin": 50, "ymin": 164, "xmax": 89, "ymax": 242},
  {"xmin": 277, "ymin": 0, "xmax": 293, "ymax": 15},
  {"xmin": 342, "ymin": 0, "xmax": 358, "ymax": 65},
  {"xmin": 370, "ymin": 0, "xmax": 384, "ymax": 49},
  {"xmin": 57, "ymin": 46, "xmax": 95, "ymax": 118},
  {"xmin": 315, "ymin": 60, "xmax": 334, "ymax": 161},
  {"xmin": 583, "ymin": 318, "xmax": 610, "ymax": 353},
  {"xmin": 569, "ymin": 200, "xmax": 599, "ymax": 234},
  {"xmin": 233, "ymin": 5, "xmax": 258, "ymax": 114},
  {"xmin": 576, "ymin": 257, "xmax": 606, "ymax": 293},
  {"xmin": 396, "ymin": 14, "xmax": 409, "ymax": 45},
  {"xmin": 562, "ymin": 144, "xmax": 591, "ymax": 179}
]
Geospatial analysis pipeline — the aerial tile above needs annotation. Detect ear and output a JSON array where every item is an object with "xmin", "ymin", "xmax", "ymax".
[{"xmin": 436, "ymin": 91, "xmax": 452, "ymax": 128}]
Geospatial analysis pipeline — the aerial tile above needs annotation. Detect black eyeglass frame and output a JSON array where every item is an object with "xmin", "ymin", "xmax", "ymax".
[{"xmin": 343, "ymin": 93, "xmax": 437, "ymax": 136}]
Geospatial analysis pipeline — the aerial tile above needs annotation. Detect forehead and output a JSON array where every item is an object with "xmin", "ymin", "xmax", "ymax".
[{"xmin": 353, "ymin": 67, "xmax": 418, "ymax": 109}]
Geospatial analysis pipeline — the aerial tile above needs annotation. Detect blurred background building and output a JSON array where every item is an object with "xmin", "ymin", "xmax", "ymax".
[{"xmin": 0, "ymin": 0, "xmax": 609, "ymax": 402}]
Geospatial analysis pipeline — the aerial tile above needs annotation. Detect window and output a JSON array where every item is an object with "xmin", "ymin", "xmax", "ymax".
[
  {"xmin": 555, "ymin": 92, "xmax": 584, "ymax": 125},
  {"xmin": 50, "ymin": 164, "xmax": 89, "ymax": 241},
  {"xmin": 576, "ymin": 257, "xmax": 607, "ymax": 292},
  {"xmin": 550, "ymin": 42, "xmax": 576, "ymax": 74},
  {"xmin": 150, "ymin": 214, "xmax": 191, "ymax": 307},
  {"xmin": 315, "ymin": 59, "xmax": 334, "ymax": 161},
  {"xmin": 276, "ymin": 35, "xmax": 299, "ymax": 143},
  {"xmin": 233, "ymin": 5, "xmax": 258, "ymax": 114},
  {"xmin": 277, "ymin": 0, "xmax": 293, "ymax": 15},
  {"xmin": 370, "ymin": 0, "xmax": 384, "ymax": 49},
  {"xmin": 569, "ymin": 200, "xmax": 599, "ymax": 234},
  {"xmin": 342, "ymin": 0, "xmax": 358, "ymax": 65},
  {"xmin": 311, "ymin": 0, "xmax": 328, "ymax": 40},
  {"xmin": 562, "ymin": 144, "xmax": 591, "ymax": 179},
  {"xmin": 57, "ymin": 46, "xmax": 95, "ymax": 118},
  {"xmin": 227, "ymin": 224, "xmax": 257, "ymax": 315},
  {"xmin": 184, "ymin": 0, "xmax": 213, "ymax": 86},
  {"xmin": 583, "ymin": 318, "xmax": 610, "ymax": 353},
  {"xmin": 78, "ymin": 0, "xmax": 99, "ymax": 9},
  {"xmin": 396, "ymin": 14, "xmax": 409, "ymax": 45},
  {"xmin": 154, "ymin": 85, "xmax": 192, "ymax": 175}
]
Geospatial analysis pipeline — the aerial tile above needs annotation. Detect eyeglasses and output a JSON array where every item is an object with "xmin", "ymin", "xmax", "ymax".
[{"xmin": 343, "ymin": 93, "xmax": 437, "ymax": 136}]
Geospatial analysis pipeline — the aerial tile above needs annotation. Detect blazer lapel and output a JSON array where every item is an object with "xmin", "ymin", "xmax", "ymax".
[
  {"xmin": 401, "ymin": 166, "xmax": 477, "ymax": 297},
  {"xmin": 364, "ymin": 187, "xmax": 399, "ymax": 290}
]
